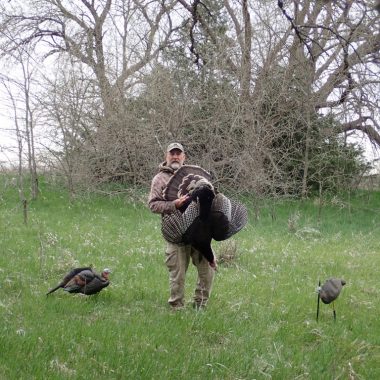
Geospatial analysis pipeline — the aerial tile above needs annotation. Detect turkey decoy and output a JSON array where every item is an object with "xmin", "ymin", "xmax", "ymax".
[
  {"xmin": 46, "ymin": 266, "xmax": 92, "ymax": 294},
  {"xmin": 316, "ymin": 278, "xmax": 346, "ymax": 321},
  {"xmin": 47, "ymin": 267, "xmax": 111, "ymax": 295},
  {"xmin": 161, "ymin": 165, "xmax": 248, "ymax": 269}
]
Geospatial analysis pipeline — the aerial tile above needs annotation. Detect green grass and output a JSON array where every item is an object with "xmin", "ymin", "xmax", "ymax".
[{"xmin": 1, "ymin": 176, "xmax": 380, "ymax": 379}]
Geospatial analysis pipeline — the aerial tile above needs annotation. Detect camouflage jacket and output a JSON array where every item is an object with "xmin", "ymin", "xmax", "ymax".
[{"xmin": 148, "ymin": 162, "xmax": 177, "ymax": 215}]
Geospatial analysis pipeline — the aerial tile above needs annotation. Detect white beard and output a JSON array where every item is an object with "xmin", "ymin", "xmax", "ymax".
[{"xmin": 170, "ymin": 162, "xmax": 181, "ymax": 170}]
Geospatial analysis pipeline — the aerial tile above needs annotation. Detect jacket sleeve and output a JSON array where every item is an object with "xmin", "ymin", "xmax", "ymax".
[{"xmin": 148, "ymin": 173, "xmax": 177, "ymax": 215}]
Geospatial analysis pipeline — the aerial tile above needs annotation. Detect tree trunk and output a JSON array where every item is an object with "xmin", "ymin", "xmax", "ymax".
[{"xmin": 302, "ymin": 106, "xmax": 312, "ymax": 198}]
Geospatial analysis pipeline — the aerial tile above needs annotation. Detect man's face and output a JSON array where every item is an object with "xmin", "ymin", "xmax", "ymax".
[{"xmin": 166, "ymin": 149, "xmax": 185, "ymax": 170}]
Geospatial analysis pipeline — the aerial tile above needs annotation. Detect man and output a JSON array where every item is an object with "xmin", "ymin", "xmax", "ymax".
[{"xmin": 148, "ymin": 142, "xmax": 215, "ymax": 310}]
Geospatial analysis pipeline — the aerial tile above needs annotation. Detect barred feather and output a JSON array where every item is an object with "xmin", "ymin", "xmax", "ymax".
[
  {"xmin": 163, "ymin": 165, "xmax": 212, "ymax": 201},
  {"xmin": 162, "ymin": 201, "xmax": 200, "ymax": 243},
  {"xmin": 225, "ymin": 198, "xmax": 249, "ymax": 240},
  {"xmin": 161, "ymin": 166, "xmax": 248, "ymax": 266},
  {"xmin": 161, "ymin": 192, "xmax": 248, "ymax": 244}
]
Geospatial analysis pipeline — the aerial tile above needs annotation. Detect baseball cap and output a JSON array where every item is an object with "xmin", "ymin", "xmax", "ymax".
[{"xmin": 167, "ymin": 142, "xmax": 184, "ymax": 153}]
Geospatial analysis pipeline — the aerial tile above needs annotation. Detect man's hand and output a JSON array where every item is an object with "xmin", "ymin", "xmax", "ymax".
[{"xmin": 174, "ymin": 194, "xmax": 190, "ymax": 209}]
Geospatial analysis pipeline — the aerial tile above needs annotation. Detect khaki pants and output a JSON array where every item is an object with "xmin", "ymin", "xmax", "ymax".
[{"xmin": 165, "ymin": 242, "xmax": 214, "ymax": 308}]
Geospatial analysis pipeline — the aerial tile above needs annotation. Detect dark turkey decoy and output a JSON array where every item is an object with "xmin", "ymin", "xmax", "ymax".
[
  {"xmin": 316, "ymin": 278, "xmax": 346, "ymax": 321},
  {"xmin": 161, "ymin": 165, "xmax": 248, "ymax": 269},
  {"xmin": 47, "ymin": 267, "xmax": 111, "ymax": 296},
  {"xmin": 46, "ymin": 266, "xmax": 92, "ymax": 295}
]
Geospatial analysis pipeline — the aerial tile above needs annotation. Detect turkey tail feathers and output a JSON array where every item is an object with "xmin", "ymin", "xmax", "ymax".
[
  {"xmin": 46, "ymin": 284, "xmax": 62, "ymax": 295},
  {"xmin": 225, "ymin": 198, "xmax": 249, "ymax": 239},
  {"xmin": 161, "ymin": 165, "xmax": 248, "ymax": 266},
  {"xmin": 162, "ymin": 201, "xmax": 200, "ymax": 243},
  {"xmin": 163, "ymin": 165, "xmax": 212, "ymax": 201},
  {"xmin": 161, "ymin": 192, "xmax": 248, "ymax": 244},
  {"xmin": 210, "ymin": 194, "xmax": 248, "ymax": 241}
]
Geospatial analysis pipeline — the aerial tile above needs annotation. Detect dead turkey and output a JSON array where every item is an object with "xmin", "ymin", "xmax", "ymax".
[
  {"xmin": 161, "ymin": 165, "xmax": 248, "ymax": 268},
  {"xmin": 46, "ymin": 267, "xmax": 111, "ymax": 295}
]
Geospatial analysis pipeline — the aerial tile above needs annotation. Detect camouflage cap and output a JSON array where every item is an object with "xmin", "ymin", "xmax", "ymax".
[{"xmin": 167, "ymin": 142, "xmax": 184, "ymax": 153}]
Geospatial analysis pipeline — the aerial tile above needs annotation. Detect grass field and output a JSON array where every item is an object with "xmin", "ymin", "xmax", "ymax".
[{"xmin": 1, "ymin": 176, "xmax": 379, "ymax": 379}]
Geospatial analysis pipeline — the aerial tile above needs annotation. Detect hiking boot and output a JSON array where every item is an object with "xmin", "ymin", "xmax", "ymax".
[{"xmin": 169, "ymin": 302, "xmax": 185, "ymax": 312}]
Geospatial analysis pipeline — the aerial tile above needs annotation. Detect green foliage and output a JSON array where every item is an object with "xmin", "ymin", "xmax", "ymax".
[
  {"xmin": 1, "ymin": 175, "xmax": 380, "ymax": 379},
  {"xmin": 308, "ymin": 137, "xmax": 369, "ymax": 193},
  {"xmin": 263, "ymin": 107, "xmax": 368, "ymax": 196}
]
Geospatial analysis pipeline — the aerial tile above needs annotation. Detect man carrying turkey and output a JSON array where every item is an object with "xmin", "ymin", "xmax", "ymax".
[{"xmin": 148, "ymin": 142, "xmax": 215, "ymax": 311}]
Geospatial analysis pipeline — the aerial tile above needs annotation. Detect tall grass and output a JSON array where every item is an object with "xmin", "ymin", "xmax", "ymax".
[{"xmin": 1, "ymin": 175, "xmax": 379, "ymax": 379}]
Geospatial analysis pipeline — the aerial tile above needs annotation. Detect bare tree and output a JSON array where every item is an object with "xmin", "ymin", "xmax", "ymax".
[
  {"xmin": 1, "ymin": 1, "xmax": 377, "ymax": 194},
  {"xmin": 274, "ymin": 0, "xmax": 380, "ymax": 143},
  {"xmin": 174, "ymin": 1, "xmax": 379, "ymax": 193},
  {"xmin": 36, "ymin": 57, "xmax": 100, "ymax": 194},
  {"xmin": 1, "ymin": 0, "xmax": 181, "ymax": 185},
  {"xmin": 0, "ymin": 47, "xmax": 40, "ymax": 203},
  {"xmin": 1, "ymin": 77, "xmax": 28, "ymax": 222},
  {"xmin": 20, "ymin": 51, "xmax": 39, "ymax": 199}
]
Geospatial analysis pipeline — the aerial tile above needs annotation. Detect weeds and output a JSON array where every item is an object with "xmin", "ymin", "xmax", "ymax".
[{"xmin": 1, "ymin": 176, "xmax": 380, "ymax": 379}]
